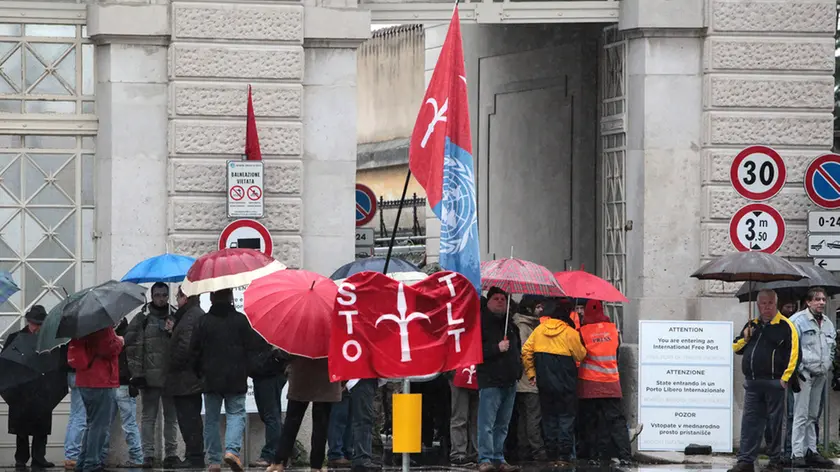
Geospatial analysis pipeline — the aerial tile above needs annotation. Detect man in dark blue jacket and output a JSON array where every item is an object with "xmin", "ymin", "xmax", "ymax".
[
  {"xmin": 729, "ymin": 289, "xmax": 799, "ymax": 472},
  {"xmin": 476, "ymin": 287, "xmax": 521, "ymax": 472}
]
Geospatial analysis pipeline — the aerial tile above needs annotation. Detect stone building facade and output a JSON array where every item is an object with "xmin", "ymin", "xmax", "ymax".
[
  {"xmin": 421, "ymin": 0, "xmax": 837, "ymax": 445},
  {"xmin": 0, "ymin": 0, "xmax": 367, "ymax": 464}
]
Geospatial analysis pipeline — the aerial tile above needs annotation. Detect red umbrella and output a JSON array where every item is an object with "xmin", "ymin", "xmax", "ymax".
[
  {"xmin": 181, "ymin": 248, "xmax": 285, "ymax": 296},
  {"xmin": 244, "ymin": 270, "xmax": 336, "ymax": 359},
  {"xmin": 553, "ymin": 271, "xmax": 628, "ymax": 303},
  {"xmin": 480, "ymin": 258, "xmax": 564, "ymax": 297}
]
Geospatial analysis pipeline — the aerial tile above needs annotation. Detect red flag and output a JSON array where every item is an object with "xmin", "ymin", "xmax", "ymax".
[
  {"xmin": 408, "ymin": 5, "xmax": 471, "ymax": 214},
  {"xmin": 328, "ymin": 271, "xmax": 483, "ymax": 381},
  {"xmin": 245, "ymin": 85, "xmax": 262, "ymax": 161},
  {"xmin": 452, "ymin": 364, "xmax": 478, "ymax": 390}
]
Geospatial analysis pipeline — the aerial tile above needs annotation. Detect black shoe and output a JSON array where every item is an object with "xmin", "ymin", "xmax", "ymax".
[
  {"xmin": 351, "ymin": 463, "xmax": 382, "ymax": 472},
  {"xmin": 162, "ymin": 457, "xmax": 181, "ymax": 469},
  {"xmin": 141, "ymin": 459, "xmax": 154, "ymax": 470},
  {"xmin": 762, "ymin": 462, "xmax": 784, "ymax": 472},
  {"xmin": 15, "ymin": 463, "xmax": 27, "ymax": 471},
  {"xmin": 727, "ymin": 462, "xmax": 756, "ymax": 472},
  {"xmin": 793, "ymin": 457, "xmax": 808, "ymax": 468},
  {"xmin": 807, "ymin": 451, "xmax": 835, "ymax": 468},
  {"xmin": 32, "ymin": 460, "xmax": 55, "ymax": 469}
]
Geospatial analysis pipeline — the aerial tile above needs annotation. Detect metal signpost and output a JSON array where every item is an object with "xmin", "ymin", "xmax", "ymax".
[{"xmin": 227, "ymin": 160, "xmax": 265, "ymax": 218}]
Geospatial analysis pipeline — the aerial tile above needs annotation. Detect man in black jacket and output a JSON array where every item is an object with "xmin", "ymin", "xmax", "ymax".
[
  {"xmin": 167, "ymin": 288, "xmax": 207, "ymax": 469},
  {"xmin": 190, "ymin": 289, "xmax": 267, "ymax": 472},
  {"xmin": 476, "ymin": 287, "xmax": 522, "ymax": 472},
  {"xmin": 729, "ymin": 289, "xmax": 799, "ymax": 472}
]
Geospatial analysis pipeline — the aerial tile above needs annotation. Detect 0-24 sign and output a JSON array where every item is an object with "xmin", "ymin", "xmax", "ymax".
[{"xmin": 808, "ymin": 211, "xmax": 840, "ymax": 234}]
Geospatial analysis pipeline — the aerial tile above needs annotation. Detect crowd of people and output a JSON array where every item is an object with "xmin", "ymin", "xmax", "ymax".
[
  {"xmin": 730, "ymin": 287, "xmax": 839, "ymax": 472},
  {"xmin": 3, "ymin": 281, "xmax": 632, "ymax": 472}
]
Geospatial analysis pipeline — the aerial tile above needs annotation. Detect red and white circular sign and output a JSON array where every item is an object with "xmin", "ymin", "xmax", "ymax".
[
  {"xmin": 729, "ymin": 203, "xmax": 785, "ymax": 254},
  {"xmin": 729, "ymin": 146, "xmax": 786, "ymax": 201},
  {"xmin": 219, "ymin": 219, "xmax": 273, "ymax": 257}
]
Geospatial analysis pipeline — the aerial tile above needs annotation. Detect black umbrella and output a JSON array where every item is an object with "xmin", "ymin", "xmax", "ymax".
[
  {"xmin": 329, "ymin": 257, "xmax": 421, "ymax": 280},
  {"xmin": 734, "ymin": 263, "xmax": 840, "ymax": 302},
  {"xmin": 0, "ymin": 331, "xmax": 63, "ymax": 392},
  {"xmin": 691, "ymin": 252, "xmax": 806, "ymax": 283},
  {"xmin": 55, "ymin": 280, "xmax": 146, "ymax": 339}
]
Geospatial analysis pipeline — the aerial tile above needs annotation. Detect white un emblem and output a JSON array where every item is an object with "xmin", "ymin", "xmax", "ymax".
[{"xmin": 440, "ymin": 155, "xmax": 477, "ymax": 254}]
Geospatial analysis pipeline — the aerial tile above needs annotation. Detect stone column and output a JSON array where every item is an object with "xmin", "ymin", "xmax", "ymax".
[
  {"xmin": 88, "ymin": 1, "xmax": 170, "ymax": 281},
  {"xmin": 87, "ymin": 1, "xmax": 171, "ymax": 463},
  {"xmin": 618, "ymin": 0, "xmax": 705, "ymax": 343},
  {"xmin": 301, "ymin": 5, "xmax": 370, "ymax": 274}
]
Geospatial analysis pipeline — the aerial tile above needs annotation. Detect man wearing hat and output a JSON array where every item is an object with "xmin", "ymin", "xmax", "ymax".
[{"xmin": 3, "ymin": 305, "xmax": 65, "ymax": 470}]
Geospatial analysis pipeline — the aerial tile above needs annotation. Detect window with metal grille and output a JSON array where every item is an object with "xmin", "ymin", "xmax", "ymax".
[
  {"xmin": 599, "ymin": 25, "xmax": 627, "ymax": 332},
  {"xmin": 0, "ymin": 23, "xmax": 94, "ymax": 115}
]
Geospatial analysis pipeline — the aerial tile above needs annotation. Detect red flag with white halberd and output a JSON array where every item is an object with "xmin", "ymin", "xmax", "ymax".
[{"xmin": 245, "ymin": 85, "xmax": 262, "ymax": 161}]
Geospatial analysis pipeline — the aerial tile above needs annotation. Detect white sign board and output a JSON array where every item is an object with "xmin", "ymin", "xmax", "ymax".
[
  {"xmin": 355, "ymin": 227, "xmax": 375, "ymax": 248},
  {"xmin": 227, "ymin": 160, "xmax": 264, "ymax": 219},
  {"xmin": 814, "ymin": 258, "xmax": 840, "ymax": 271},
  {"xmin": 638, "ymin": 320, "xmax": 733, "ymax": 453},
  {"xmin": 808, "ymin": 211, "xmax": 840, "ymax": 234},
  {"xmin": 807, "ymin": 235, "xmax": 840, "ymax": 257}
]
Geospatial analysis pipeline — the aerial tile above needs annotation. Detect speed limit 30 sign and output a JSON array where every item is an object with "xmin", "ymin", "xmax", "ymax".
[
  {"xmin": 730, "ymin": 146, "xmax": 786, "ymax": 201},
  {"xmin": 729, "ymin": 203, "xmax": 785, "ymax": 254}
]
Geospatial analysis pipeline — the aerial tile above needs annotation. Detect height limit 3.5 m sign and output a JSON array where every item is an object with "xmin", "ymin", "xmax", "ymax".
[
  {"xmin": 227, "ymin": 160, "xmax": 264, "ymax": 218},
  {"xmin": 729, "ymin": 146, "xmax": 786, "ymax": 201},
  {"xmin": 729, "ymin": 203, "xmax": 785, "ymax": 254}
]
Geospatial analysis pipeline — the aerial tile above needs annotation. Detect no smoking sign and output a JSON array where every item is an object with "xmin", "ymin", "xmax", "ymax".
[
  {"xmin": 729, "ymin": 203, "xmax": 785, "ymax": 254},
  {"xmin": 730, "ymin": 146, "xmax": 786, "ymax": 201}
]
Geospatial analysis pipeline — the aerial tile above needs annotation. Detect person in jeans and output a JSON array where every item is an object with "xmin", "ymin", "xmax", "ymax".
[
  {"xmin": 350, "ymin": 378, "xmax": 380, "ymax": 472},
  {"xmin": 476, "ymin": 287, "xmax": 522, "ymax": 472},
  {"xmin": 101, "ymin": 318, "xmax": 143, "ymax": 468},
  {"xmin": 67, "ymin": 326, "xmax": 124, "ymax": 472},
  {"xmin": 327, "ymin": 386, "xmax": 353, "ymax": 467},
  {"xmin": 789, "ymin": 288, "xmax": 835, "ymax": 468},
  {"xmin": 63, "ymin": 367, "xmax": 86, "ymax": 470},
  {"xmin": 521, "ymin": 298, "xmax": 586, "ymax": 467},
  {"xmin": 167, "ymin": 288, "xmax": 206, "ymax": 469},
  {"xmin": 125, "ymin": 282, "xmax": 179, "ymax": 468},
  {"xmin": 729, "ymin": 290, "xmax": 799, "ymax": 472},
  {"xmin": 191, "ymin": 288, "xmax": 267, "ymax": 472},
  {"xmin": 248, "ymin": 338, "xmax": 288, "ymax": 468},
  {"xmin": 266, "ymin": 356, "xmax": 340, "ymax": 472}
]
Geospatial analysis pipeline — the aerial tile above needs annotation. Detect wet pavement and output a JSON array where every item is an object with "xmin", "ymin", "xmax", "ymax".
[{"xmin": 2, "ymin": 464, "xmax": 837, "ymax": 472}]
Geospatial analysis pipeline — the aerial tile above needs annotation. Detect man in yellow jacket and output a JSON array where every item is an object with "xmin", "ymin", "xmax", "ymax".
[{"xmin": 521, "ymin": 299, "xmax": 587, "ymax": 467}]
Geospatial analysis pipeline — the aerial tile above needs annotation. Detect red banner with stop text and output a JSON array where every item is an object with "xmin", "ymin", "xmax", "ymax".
[{"xmin": 328, "ymin": 271, "xmax": 482, "ymax": 381}]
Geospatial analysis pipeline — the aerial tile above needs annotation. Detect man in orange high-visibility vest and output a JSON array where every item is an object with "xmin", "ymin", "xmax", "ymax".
[{"xmin": 577, "ymin": 300, "xmax": 632, "ymax": 466}]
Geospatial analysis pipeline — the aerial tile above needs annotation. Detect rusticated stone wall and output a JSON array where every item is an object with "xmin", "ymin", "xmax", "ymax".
[
  {"xmin": 167, "ymin": 1, "xmax": 305, "ymax": 267},
  {"xmin": 700, "ymin": 0, "xmax": 836, "ymax": 295}
]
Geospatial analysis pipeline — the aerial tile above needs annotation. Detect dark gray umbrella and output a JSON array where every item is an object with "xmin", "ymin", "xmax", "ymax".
[
  {"xmin": 56, "ymin": 280, "xmax": 146, "ymax": 339},
  {"xmin": 691, "ymin": 252, "xmax": 806, "ymax": 283},
  {"xmin": 734, "ymin": 263, "xmax": 840, "ymax": 302},
  {"xmin": 0, "ymin": 331, "xmax": 62, "ymax": 391}
]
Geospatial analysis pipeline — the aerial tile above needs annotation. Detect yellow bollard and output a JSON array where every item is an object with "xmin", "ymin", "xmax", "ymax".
[{"xmin": 392, "ymin": 393, "xmax": 422, "ymax": 453}]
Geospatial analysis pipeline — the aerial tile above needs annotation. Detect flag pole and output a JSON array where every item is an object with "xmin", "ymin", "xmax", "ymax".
[{"xmin": 383, "ymin": 171, "xmax": 412, "ymax": 275}]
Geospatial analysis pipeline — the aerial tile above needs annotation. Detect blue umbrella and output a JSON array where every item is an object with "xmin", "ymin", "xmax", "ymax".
[
  {"xmin": 329, "ymin": 257, "xmax": 420, "ymax": 280},
  {"xmin": 0, "ymin": 271, "xmax": 20, "ymax": 305},
  {"xmin": 121, "ymin": 254, "xmax": 196, "ymax": 283}
]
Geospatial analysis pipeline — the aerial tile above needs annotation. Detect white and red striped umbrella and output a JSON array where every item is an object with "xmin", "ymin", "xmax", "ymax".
[
  {"xmin": 480, "ymin": 258, "xmax": 564, "ymax": 296},
  {"xmin": 181, "ymin": 248, "xmax": 285, "ymax": 296}
]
